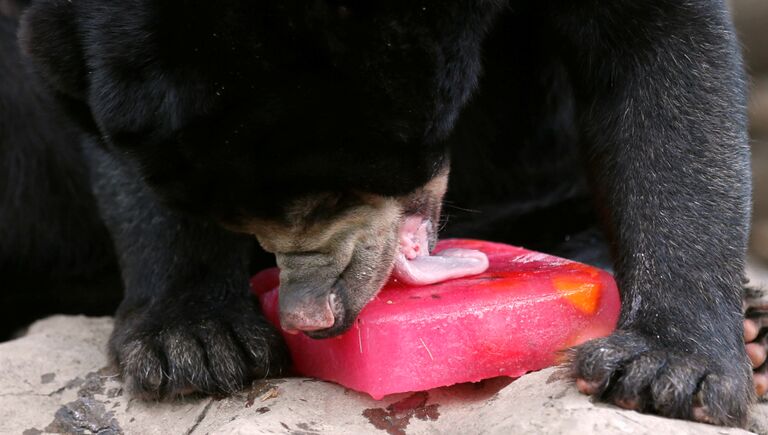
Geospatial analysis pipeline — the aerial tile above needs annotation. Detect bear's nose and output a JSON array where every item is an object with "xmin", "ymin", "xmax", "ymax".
[{"xmin": 278, "ymin": 287, "xmax": 336, "ymax": 333}]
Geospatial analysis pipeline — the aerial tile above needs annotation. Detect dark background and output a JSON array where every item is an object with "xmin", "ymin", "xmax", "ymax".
[{"xmin": 732, "ymin": 0, "xmax": 768, "ymax": 271}]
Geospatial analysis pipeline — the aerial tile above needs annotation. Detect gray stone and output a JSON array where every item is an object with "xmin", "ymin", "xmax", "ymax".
[{"xmin": 1, "ymin": 315, "xmax": 765, "ymax": 434}]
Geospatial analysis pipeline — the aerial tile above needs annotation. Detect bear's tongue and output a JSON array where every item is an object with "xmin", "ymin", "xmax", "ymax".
[
  {"xmin": 279, "ymin": 216, "xmax": 489, "ymax": 334},
  {"xmin": 392, "ymin": 216, "xmax": 489, "ymax": 285}
]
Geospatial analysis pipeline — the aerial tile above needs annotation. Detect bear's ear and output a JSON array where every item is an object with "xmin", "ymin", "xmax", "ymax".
[{"xmin": 18, "ymin": 0, "xmax": 87, "ymax": 99}]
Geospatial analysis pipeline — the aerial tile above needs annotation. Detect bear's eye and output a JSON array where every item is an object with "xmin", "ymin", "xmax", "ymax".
[{"xmin": 326, "ymin": 0, "xmax": 373, "ymax": 19}]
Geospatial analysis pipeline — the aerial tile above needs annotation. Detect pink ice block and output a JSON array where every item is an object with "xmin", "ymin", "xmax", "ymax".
[{"xmin": 251, "ymin": 239, "xmax": 620, "ymax": 399}]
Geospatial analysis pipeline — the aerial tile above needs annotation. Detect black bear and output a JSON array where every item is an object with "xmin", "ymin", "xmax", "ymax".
[{"xmin": 0, "ymin": 0, "xmax": 757, "ymax": 427}]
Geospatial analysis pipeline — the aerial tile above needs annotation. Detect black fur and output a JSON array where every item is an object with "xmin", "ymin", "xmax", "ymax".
[
  {"xmin": 1, "ymin": 0, "xmax": 753, "ymax": 426},
  {"xmin": 0, "ymin": 9, "xmax": 121, "ymax": 337}
]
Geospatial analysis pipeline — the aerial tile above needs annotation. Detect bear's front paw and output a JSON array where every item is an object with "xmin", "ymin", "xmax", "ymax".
[
  {"xmin": 109, "ymin": 296, "xmax": 289, "ymax": 399},
  {"xmin": 566, "ymin": 330, "xmax": 753, "ymax": 427}
]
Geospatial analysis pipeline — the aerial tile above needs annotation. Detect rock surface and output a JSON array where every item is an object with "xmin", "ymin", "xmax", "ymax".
[{"xmin": 0, "ymin": 315, "xmax": 765, "ymax": 435}]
